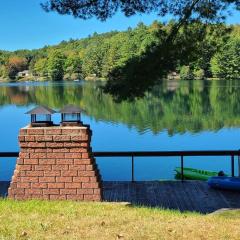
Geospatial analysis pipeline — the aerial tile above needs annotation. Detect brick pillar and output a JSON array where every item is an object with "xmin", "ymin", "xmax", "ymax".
[{"xmin": 8, "ymin": 125, "xmax": 102, "ymax": 201}]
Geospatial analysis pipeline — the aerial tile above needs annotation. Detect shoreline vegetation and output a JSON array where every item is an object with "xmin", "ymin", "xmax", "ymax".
[
  {"xmin": 0, "ymin": 21, "xmax": 239, "ymax": 84},
  {"xmin": 0, "ymin": 199, "xmax": 240, "ymax": 240}
]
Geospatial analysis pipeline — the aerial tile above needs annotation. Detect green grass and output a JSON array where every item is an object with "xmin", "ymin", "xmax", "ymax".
[{"xmin": 0, "ymin": 199, "xmax": 239, "ymax": 239}]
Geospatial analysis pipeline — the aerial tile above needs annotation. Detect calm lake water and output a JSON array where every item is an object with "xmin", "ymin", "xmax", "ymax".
[{"xmin": 0, "ymin": 79, "xmax": 240, "ymax": 181}]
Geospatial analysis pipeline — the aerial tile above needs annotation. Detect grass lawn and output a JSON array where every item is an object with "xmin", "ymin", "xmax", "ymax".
[{"xmin": 0, "ymin": 199, "xmax": 239, "ymax": 240}]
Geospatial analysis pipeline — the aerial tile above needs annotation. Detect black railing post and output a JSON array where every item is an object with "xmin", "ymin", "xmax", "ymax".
[
  {"xmin": 181, "ymin": 155, "xmax": 184, "ymax": 182},
  {"xmin": 231, "ymin": 154, "xmax": 235, "ymax": 177},
  {"xmin": 131, "ymin": 155, "xmax": 135, "ymax": 182}
]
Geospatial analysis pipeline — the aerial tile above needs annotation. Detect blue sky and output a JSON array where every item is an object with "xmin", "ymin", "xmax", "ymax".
[{"xmin": 0, "ymin": 0, "xmax": 239, "ymax": 51}]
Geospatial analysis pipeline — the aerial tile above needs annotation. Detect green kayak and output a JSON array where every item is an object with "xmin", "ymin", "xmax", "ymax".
[{"xmin": 175, "ymin": 167, "xmax": 220, "ymax": 181}]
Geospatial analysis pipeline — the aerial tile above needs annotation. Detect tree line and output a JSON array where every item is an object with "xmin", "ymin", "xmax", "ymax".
[{"xmin": 0, "ymin": 21, "xmax": 239, "ymax": 82}]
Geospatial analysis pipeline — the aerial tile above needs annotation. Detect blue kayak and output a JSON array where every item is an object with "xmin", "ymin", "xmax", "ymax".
[{"xmin": 208, "ymin": 176, "xmax": 240, "ymax": 191}]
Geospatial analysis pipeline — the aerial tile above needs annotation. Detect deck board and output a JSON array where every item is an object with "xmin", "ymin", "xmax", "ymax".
[{"xmin": 103, "ymin": 181, "xmax": 240, "ymax": 214}]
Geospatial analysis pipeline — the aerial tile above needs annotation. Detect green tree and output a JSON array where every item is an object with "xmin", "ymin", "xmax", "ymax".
[
  {"xmin": 211, "ymin": 37, "xmax": 240, "ymax": 79},
  {"xmin": 34, "ymin": 58, "xmax": 48, "ymax": 77},
  {"xmin": 180, "ymin": 66, "xmax": 194, "ymax": 80},
  {"xmin": 47, "ymin": 50, "xmax": 66, "ymax": 81},
  {"xmin": 64, "ymin": 53, "xmax": 82, "ymax": 79}
]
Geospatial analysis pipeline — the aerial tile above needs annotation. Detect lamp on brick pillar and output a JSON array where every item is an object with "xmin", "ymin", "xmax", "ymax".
[
  {"xmin": 60, "ymin": 105, "xmax": 83, "ymax": 126},
  {"xmin": 25, "ymin": 106, "xmax": 56, "ymax": 127}
]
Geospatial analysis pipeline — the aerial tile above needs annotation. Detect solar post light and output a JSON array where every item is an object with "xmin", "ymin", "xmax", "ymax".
[
  {"xmin": 25, "ymin": 106, "xmax": 56, "ymax": 127},
  {"xmin": 59, "ymin": 104, "xmax": 82, "ymax": 126}
]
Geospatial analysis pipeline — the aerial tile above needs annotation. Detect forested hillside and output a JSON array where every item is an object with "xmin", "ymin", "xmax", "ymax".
[{"xmin": 0, "ymin": 21, "xmax": 239, "ymax": 82}]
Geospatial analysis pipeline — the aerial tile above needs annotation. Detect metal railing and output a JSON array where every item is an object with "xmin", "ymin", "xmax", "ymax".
[{"xmin": 1, "ymin": 150, "xmax": 239, "ymax": 182}]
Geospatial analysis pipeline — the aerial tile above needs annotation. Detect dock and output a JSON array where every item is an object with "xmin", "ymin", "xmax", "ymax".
[
  {"xmin": 103, "ymin": 181, "xmax": 240, "ymax": 214},
  {"xmin": 1, "ymin": 181, "xmax": 240, "ymax": 214}
]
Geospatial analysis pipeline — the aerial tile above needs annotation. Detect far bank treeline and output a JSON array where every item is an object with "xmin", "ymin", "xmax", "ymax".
[{"xmin": 0, "ymin": 21, "xmax": 239, "ymax": 82}]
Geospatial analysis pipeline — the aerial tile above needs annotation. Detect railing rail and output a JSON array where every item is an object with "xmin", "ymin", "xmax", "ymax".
[{"xmin": 1, "ymin": 150, "xmax": 240, "ymax": 182}]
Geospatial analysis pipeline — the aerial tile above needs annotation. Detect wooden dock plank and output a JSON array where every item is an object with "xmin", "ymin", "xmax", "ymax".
[{"xmin": 103, "ymin": 181, "xmax": 240, "ymax": 214}]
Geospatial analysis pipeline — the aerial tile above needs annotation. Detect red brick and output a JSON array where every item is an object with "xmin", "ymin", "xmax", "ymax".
[
  {"xmin": 39, "ymin": 177, "xmax": 55, "ymax": 183},
  {"xmin": 17, "ymin": 158, "xmax": 24, "ymax": 164},
  {"xmin": 25, "ymin": 171, "xmax": 44, "ymax": 177},
  {"xmin": 82, "ymin": 183, "xmax": 99, "ymax": 189},
  {"xmin": 25, "ymin": 189, "xmax": 42, "ymax": 195},
  {"xmin": 52, "ymin": 165, "xmax": 68, "ymax": 171},
  {"xmin": 82, "ymin": 153, "xmax": 90, "ymax": 158},
  {"xmin": 49, "ymin": 195, "xmax": 66, "ymax": 200},
  {"xmin": 27, "ymin": 128, "xmax": 44, "ymax": 135},
  {"xmin": 86, "ymin": 165, "xmax": 95, "ymax": 171},
  {"xmin": 81, "ymin": 142, "xmax": 88, "ymax": 147},
  {"xmin": 31, "ymin": 194, "xmax": 48, "ymax": 200},
  {"xmin": 17, "ymin": 165, "xmax": 32, "ymax": 171},
  {"xmin": 19, "ymin": 129, "xmax": 27, "ymax": 135},
  {"xmin": 21, "ymin": 177, "xmax": 39, "ymax": 183},
  {"xmin": 24, "ymin": 159, "xmax": 38, "ymax": 165},
  {"xmin": 11, "ymin": 188, "xmax": 25, "ymax": 195},
  {"xmin": 24, "ymin": 136, "xmax": 35, "ymax": 142},
  {"xmin": 20, "ymin": 148, "xmax": 35, "ymax": 153},
  {"xmin": 45, "ymin": 129, "xmax": 62, "ymax": 135},
  {"xmin": 43, "ymin": 189, "xmax": 59, "ymax": 195},
  {"xmin": 73, "ymin": 177, "xmax": 89, "ymax": 182},
  {"xmin": 67, "ymin": 195, "xmax": 84, "ymax": 200},
  {"xmin": 39, "ymin": 159, "xmax": 55, "ymax": 165},
  {"xmin": 69, "ymin": 148, "xmax": 87, "ymax": 153},
  {"xmin": 19, "ymin": 152, "xmax": 30, "ymax": 158},
  {"xmin": 65, "ymin": 153, "xmax": 81, "ymax": 159},
  {"xmin": 65, "ymin": 183, "xmax": 82, "ymax": 188},
  {"xmin": 70, "ymin": 136, "xmax": 85, "ymax": 141},
  {"xmin": 28, "ymin": 142, "xmax": 45, "ymax": 148},
  {"xmin": 32, "ymin": 183, "xmax": 47, "ymax": 188},
  {"xmin": 61, "ymin": 129, "xmax": 80, "ymax": 134},
  {"xmin": 90, "ymin": 177, "xmax": 99, "ymax": 182},
  {"xmin": 34, "ymin": 165, "xmax": 52, "ymax": 171},
  {"xmin": 47, "ymin": 153, "xmax": 65, "ymax": 159},
  {"xmin": 56, "ymin": 177, "xmax": 72, "ymax": 182},
  {"xmin": 48, "ymin": 183, "xmax": 64, "ymax": 188},
  {"xmin": 17, "ymin": 171, "xmax": 25, "ymax": 177},
  {"xmin": 30, "ymin": 153, "xmax": 46, "ymax": 159},
  {"xmin": 20, "ymin": 142, "xmax": 28, "ymax": 147},
  {"xmin": 44, "ymin": 171, "xmax": 61, "ymax": 177},
  {"xmin": 69, "ymin": 165, "xmax": 85, "ymax": 171},
  {"xmin": 74, "ymin": 159, "xmax": 92, "ymax": 165},
  {"xmin": 53, "ymin": 135, "xmax": 71, "ymax": 142},
  {"xmin": 46, "ymin": 142, "xmax": 64, "ymax": 148},
  {"xmin": 56, "ymin": 159, "xmax": 73, "ymax": 165},
  {"xmin": 35, "ymin": 135, "xmax": 53, "ymax": 142},
  {"xmin": 77, "ymin": 189, "xmax": 93, "ymax": 195},
  {"xmin": 18, "ymin": 136, "xmax": 25, "ymax": 141},
  {"xmin": 60, "ymin": 189, "xmax": 76, "ymax": 195},
  {"xmin": 14, "ymin": 195, "xmax": 31, "ymax": 200},
  {"xmin": 64, "ymin": 142, "xmax": 82, "ymax": 147},
  {"xmin": 94, "ymin": 189, "xmax": 102, "ymax": 195},
  {"xmin": 52, "ymin": 148, "xmax": 69, "ymax": 153},
  {"xmin": 78, "ymin": 171, "xmax": 96, "ymax": 177},
  {"xmin": 34, "ymin": 148, "xmax": 52, "ymax": 153},
  {"xmin": 17, "ymin": 182, "xmax": 30, "ymax": 188},
  {"xmin": 61, "ymin": 170, "xmax": 78, "ymax": 177},
  {"xmin": 84, "ymin": 194, "xmax": 101, "ymax": 201}
]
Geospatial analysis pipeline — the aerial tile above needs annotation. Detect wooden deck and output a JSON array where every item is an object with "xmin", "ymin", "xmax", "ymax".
[
  {"xmin": 103, "ymin": 181, "xmax": 240, "ymax": 214},
  {"xmin": 1, "ymin": 181, "xmax": 240, "ymax": 214}
]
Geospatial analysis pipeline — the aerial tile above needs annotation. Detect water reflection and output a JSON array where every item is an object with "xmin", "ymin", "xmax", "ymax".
[
  {"xmin": 0, "ymin": 80, "xmax": 240, "ymax": 181},
  {"xmin": 0, "ymin": 80, "xmax": 240, "ymax": 135}
]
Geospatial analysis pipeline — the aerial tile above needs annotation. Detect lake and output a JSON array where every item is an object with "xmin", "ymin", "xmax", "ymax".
[{"xmin": 0, "ymin": 79, "xmax": 240, "ymax": 181}]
